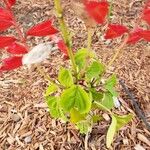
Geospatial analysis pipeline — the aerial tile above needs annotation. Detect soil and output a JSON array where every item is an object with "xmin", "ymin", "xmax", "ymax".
[{"xmin": 0, "ymin": 0, "xmax": 150, "ymax": 149}]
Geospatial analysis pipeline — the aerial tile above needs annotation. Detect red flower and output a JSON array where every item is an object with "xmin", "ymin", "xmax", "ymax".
[
  {"xmin": 145, "ymin": 0, "xmax": 150, "ymax": 9},
  {"xmin": 0, "ymin": 36, "xmax": 16, "ymax": 48},
  {"xmin": 127, "ymin": 28, "xmax": 143, "ymax": 44},
  {"xmin": 6, "ymin": 42, "xmax": 28, "ymax": 54},
  {"xmin": 0, "ymin": 8, "xmax": 13, "ymax": 21},
  {"xmin": 139, "ymin": 30, "xmax": 150, "ymax": 42},
  {"xmin": 0, "ymin": 56, "xmax": 22, "ymax": 71},
  {"xmin": 0, "ymin": 20, "xmax": 13, "ymax": 31},
  {"xmin": 104, "ymin": 24, "xmax": 128, "ymax": 39},
  {"xmin": 57, "ymin": 40, "xmax": 68, "ymax": 56},
  {"xmin": 142, "ymin": 0, "xmax": 150, "ymax": 25},
  {"xmin": 7, "ymin": 0, "xmax": 16, "ymax": 7},
  {"xmin": 142, "ymin": 8, "xmax": 150, "ymax": 25},
  {"xmin": 27, "ymin": 20, "xmax": 59, "ymax": 36},
  {"xmin": 84, "ymin": 1, "xmax": 109, "ymax": 24}
]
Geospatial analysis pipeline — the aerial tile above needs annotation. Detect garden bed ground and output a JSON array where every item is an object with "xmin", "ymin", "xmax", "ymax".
[{"xmin": 0, "ymin": 0, "xmax": 150, "ymax": 149}]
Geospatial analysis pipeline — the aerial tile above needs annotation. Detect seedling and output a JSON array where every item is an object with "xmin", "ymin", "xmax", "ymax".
[{"xmin": 1, "ymin": 0, "xmax": 150, "ymax": 148}]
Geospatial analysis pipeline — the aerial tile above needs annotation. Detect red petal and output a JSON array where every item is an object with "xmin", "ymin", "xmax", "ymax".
[
  {"xmin": 144, "ymin": 0, "xmax": 150, "ymax": 9},
  {"xmin": 0, "ymin": 56, "xmax": 22, "ymax": 71},
  {"xmin": 6, "ymin": 42, "xmax": 28, "ymax": 54},
  {"xmin": 0, "ymin": 8, "xmax": 13, "ymax": 21},
  {"xmin": 57, "ymin": 40, "xmax": 68, "ymax": 56},
  {"xmin": 7, "ymin": 0, "xmax": 16, "ymax": 7},
  {"xmin": 127, "ymin": 28, "xmax": 143, "ymax": 44},
  {"xmin": 27, "ymin": 20, "xmax": 59, "ymax": 36},
  {"xmin": 84, "ymin": 1, "xmax": 109, "ymax": 24},
  {"xmin": 142, "ymin": 8, "xmax": 150, "ymax": 25},
  {"xmin": 139, "ymin": 30, "xmax": 150, "ymax": 42},
  {"xmin": 0, "ymin": 36, "xmax": 16, "ymax": 48},
  {"xmin": 0, "ymin": 20, "xmax": 13, "ymax": 31},
  {"xmin": 105, "ymin": 24, "xmax": 128, "ymax": 39}
]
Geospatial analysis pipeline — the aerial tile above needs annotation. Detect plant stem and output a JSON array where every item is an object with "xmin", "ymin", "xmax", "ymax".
[
  {"xmin": 107, "ymin": 35, "xmax": 129, "ymax": 68},
  {"xmin": 36, "ymin": 65, "xmax": 63, "ymax": 88},
  {"xmin": 87, "ymin": 27, "xmax": 92, "ymax": 50},
  {"xmin": 11, "ymin": 20, "xmax": 28, "ymax": 48},
  {"xmin": 54, "ymin": 0, "xmax": 77, "ymax": 75}
]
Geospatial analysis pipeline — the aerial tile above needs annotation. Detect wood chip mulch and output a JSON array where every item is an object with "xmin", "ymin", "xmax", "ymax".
[{"xmin": 0, "ymin": 0, "xmax": 150, "ymax": 149}]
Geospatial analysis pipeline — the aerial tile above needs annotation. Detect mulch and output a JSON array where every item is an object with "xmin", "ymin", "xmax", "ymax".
[{"xmin": 0, "ymin": 0, "xmax": 150, "ymax": 149}]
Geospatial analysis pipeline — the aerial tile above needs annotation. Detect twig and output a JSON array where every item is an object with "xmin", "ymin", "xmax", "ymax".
[
  {"xmin": 119, "ymin": 80, "xmax": 150, "ymax": 131},
  {"xmin": 84, "ymin": 133, "xmax": 89, "ymax": 150},
  {"xmin": 87, "ymin": 27, "xmax": 92, "ymax": 50},
  {"xmin": 107, "ymin": 35, "xmax": 129, "ymax": 68},
  {"xmin": 36, "ymin": 65, "xmax": 64, "ymax": 88}
]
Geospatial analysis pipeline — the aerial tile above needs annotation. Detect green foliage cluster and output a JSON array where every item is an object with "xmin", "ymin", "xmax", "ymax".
[{"xmin": 45, "ymin": 48, "xmax": 133, "ymax": 148}]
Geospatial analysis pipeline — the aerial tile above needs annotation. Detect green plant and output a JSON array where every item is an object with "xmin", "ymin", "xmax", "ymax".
[
  {"xmin": 45, "ymin": 0, "xmax": 135, "ymax": 148},
  {"xmin": 1, "ymin": 0, "xmax": 150, "ymax": 148}
]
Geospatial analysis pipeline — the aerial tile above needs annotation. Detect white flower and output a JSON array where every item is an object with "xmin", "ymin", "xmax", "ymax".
[{"xmin": 22, "ymin": 42, "xmax": 56, "ymax": 65}]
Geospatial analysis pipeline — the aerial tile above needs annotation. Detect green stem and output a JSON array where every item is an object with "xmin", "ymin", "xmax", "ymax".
[{"xmin": 54, "ymin": 0, "xmax": 77, "ymax": 75}]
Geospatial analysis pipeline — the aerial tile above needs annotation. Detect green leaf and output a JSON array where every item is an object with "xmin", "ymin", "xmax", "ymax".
[
  {"xmin": 45, "ymin": 84, "xmax": 58, "ymax": 96},
  {"xmin": 58, "ymin": 67, "xmax": 73, "ymax": 87},
  {"xmin": 105, "ymin": 74, "xmax": 117, "ymax": 87},
  {"xmin": 93, "ymin": 101, "xmax": 111, "ymax": 112},
  {"xmin": 70, "ymin": 108, "xmax": 86, "ymax": 123},
  {"xmin": 86, "ymin": 61, "xmax": 105, "ymax": 80},
  {"xmin": 60, "ymin": 85, "xmax": 91, "ymax": 114},
  {"xmin": 75, "ymin": 48, "xmax": 94, "ymax": 70},
  {"xmin": 75, "ymin": 86, "xmax": 92, "ymax": 114},
  {"xmin": 114, "ymin": 114, "xmax": 133, "ymax": 131},
  {"xmin": 92, "ymin": 115, "xmax": 103, "ymax": 123},
  {"xmin": 105, "ymin": 75, "xmax": 118, "ymax": 97},
  {"xmin": 59, "ymin": 108, "xmax": 68, "ymax": 122},
  {"xmin": 101, "ymin": 92, "xmax": 114, "ymax": 109},
  {"xmin": 46, "ymin": 96, "xmax": 57, "ymax": 108},
  {"xmin": 90, "ymin": 88, "xmax": 103, "ymax": 101},
  {"xmin": 106, "ymin": 114, "xmax": 133, "ymax": 148},
  {"xmin": 46, "ymin": 96, "xmax": 60, "ymax": 118},
  {"xmin": 76, "ymin": 120, "xmax": 91, "ymax": 134},
  {"xmin": 106, "ymin": 115, "xmax": 117, "ymax": 148}
]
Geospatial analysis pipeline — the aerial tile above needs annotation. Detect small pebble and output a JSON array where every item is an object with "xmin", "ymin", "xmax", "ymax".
[
  {"xmin": 11, "ymin": 113, "xmax": 21, "ymax": 122},
  {"xmin": 24, "ymin": 136, "xmax": 32, "ymax": 144},
  {"xmin": 123, "ymin": 138, "xmax": 129, "ymax": 145},
  {"xmin": 134, "ymin": 144, "xmax": 145, "ymax": 150},
  {"xmin": 113, "ymin": 97, "xmax": 121, "ymax": 108},
  {"xmin": 102, "ymin": 113, "xmax": 110, "ymax": 121}
]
